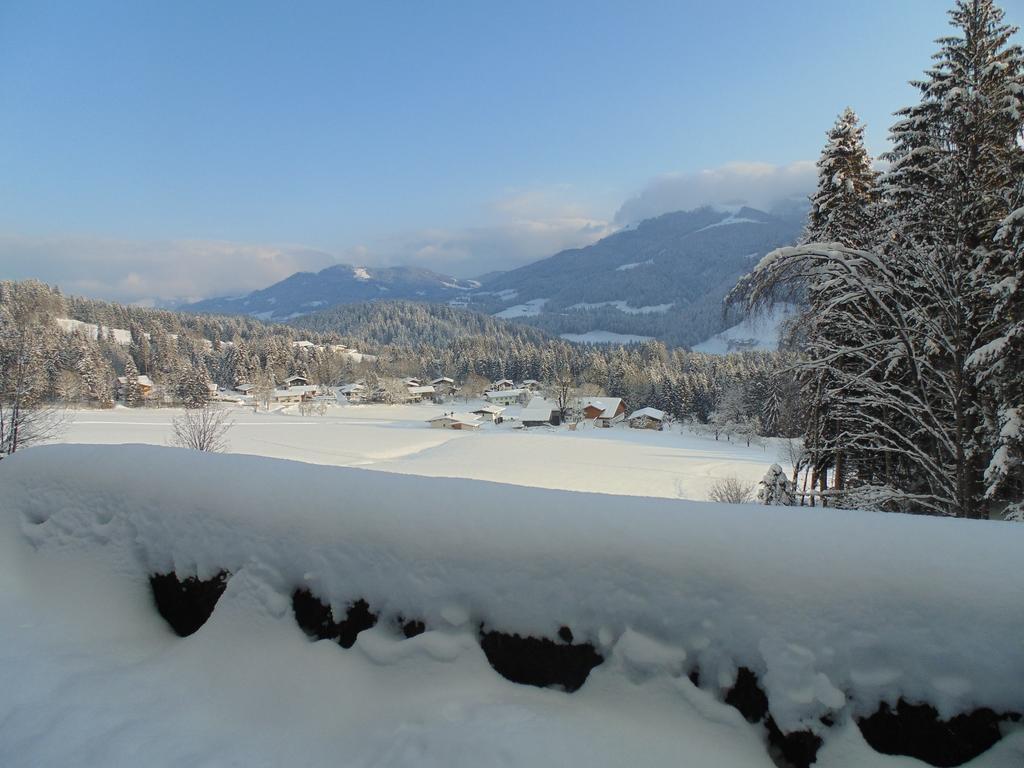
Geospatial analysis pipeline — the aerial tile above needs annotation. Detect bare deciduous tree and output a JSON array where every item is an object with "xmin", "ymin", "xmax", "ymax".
[
  {"xmin": 170, "ymin": 406, "xmax": 233, "ymax": 452},
  {"xmin": 707, "ymin": 475, "xmax": 755, "ymax": 504}
]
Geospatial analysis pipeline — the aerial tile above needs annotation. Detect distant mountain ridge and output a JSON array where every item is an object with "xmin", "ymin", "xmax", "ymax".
[
  {"xmin": 471, "ymin": 206, "xmax": 801, "ymax": 347},
  {"xmin": 183, "ymin": 264, "xmax": 479, "ymax": 320},
  {"xmin": 184, "ymin": 205, "xmax": 803, "ymax": 348}
]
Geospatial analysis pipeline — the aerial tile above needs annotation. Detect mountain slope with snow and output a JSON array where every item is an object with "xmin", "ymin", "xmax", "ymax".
[
  {"xmin": 474, "ymin": 206, "xmax": 801, "ymax": 347},
  {"xmin": 183, "ymin": 264, "xmax": 480, "ymax": 321}
]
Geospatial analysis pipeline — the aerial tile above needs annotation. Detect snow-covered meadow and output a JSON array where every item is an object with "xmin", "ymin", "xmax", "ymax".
[{"xmin": 57, "ymin": 402, "xmax": 783, "ymax": 502}]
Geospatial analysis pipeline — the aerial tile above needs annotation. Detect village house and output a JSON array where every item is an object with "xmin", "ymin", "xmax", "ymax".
[
  {"xmin": 520, "ymin": 397, "xmax": 561, "ymax": 427},
  {"xmin": 403, "ymin": 377, "xmax": 422, "ymax": 388},
  {"xmin": 430, "ymin": 377, "xmax": 456, "ymax": 396},
  {"xmin": 521, "ymin": 379, "xmax": 541, "ymax": 391},
  {"xmin": 272, "ymin": 385, "xmax": 319, "ymax": 404},
  {"xmin": 485, "ymin": 388, "xmax": 530, "ymax": 406},
  {"xmin": 471, "ymin": 404, "xmax": 505, "ymax": 423},
  {"xmin": 336, "ymin": 383, "xmax": 366, "ymax": 403},
  {"xmin": 405, "ymin": 385, "xmax": 436, "ymax": 403},
  {"xmin": 491, "ymin": 378, "xmax": 515, "ymax": 391},
  {"xmin": 627, "ymin": 407, "xmax": 667, "ymax": 430},
  {"xmin": 115, "ymin": 374, "xmax": 155, "ymax": 399},
  {"xmin": 426, "ymin": 412, "xmax": 481, "ymax": 430},
  {"xmin": 283, "ymin": 375, "xmax": 310, "ymax": 388},
  {"xmin": 580, "ymin": 397, "xmax": 626, "ymax": 427},
  {"xmin": 233, "ymin": 383, "xmax": 255, "ymax": 396}
]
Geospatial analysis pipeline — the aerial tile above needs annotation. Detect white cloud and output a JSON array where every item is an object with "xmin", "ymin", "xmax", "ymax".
[
  {"xmin": 347, "ymin": 185, "xmax": 615, "ymax": 277},
  {"xmin": 0, "ymin": 166, "xmax": 815, "ymax": 303},
  {"xmin": 614, "ymin": 160, "xmax": 816, "ymax": 224},
  {"xmin": 0, "ymin": 235, "xmax": 338, "ymax": 305}
]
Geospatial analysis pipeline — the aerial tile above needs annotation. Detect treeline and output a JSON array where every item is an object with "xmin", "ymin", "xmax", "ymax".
[
  {"xmin": 0, "ymin": 280, "xmax": 802, "ymax": 435},
  {"xmin": 731, "ymin": 0, "xmax": 1023, "ymax": 519}
]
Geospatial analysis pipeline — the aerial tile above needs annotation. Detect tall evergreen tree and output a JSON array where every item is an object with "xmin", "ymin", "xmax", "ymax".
[{"xmin": 122, "ymin": 357, "xmax": 141, "ymax": 407}]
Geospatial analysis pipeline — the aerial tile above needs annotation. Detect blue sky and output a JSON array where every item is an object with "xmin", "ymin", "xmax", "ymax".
[{"xmin": 1, "ymin": 0, "xmax": 1021, "ymax": 302}]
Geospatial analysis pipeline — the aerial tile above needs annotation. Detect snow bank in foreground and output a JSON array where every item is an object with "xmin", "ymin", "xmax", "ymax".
[{"xmin": 4, "ymin": 444, "xmax": 1023, "ymax": 749}]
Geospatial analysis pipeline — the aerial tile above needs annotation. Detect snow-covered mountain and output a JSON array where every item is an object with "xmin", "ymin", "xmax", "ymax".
[
  {"xmin": 182, "ymin": 265, "xmax": 480, "ymax": 321},
  {"xmin": 184, "ymin": 206, "xmax": 802, "ymax": 347},
  {"xmin": 473, "ymin": 206, "xmax": 802, "ymax": 348}
]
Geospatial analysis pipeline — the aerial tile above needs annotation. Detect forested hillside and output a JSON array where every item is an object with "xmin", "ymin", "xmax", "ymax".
[
  {"xmin": 0, "ymin": 280, "xmax": 800, "ymax": 447},
  {"xmin": 291, "ymin": 300, "xmax": 552, "ymax": 347}
]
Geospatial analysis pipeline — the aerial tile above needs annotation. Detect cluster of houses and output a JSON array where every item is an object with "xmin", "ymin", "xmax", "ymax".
[
  {"xmin": 114, "ymin": 370, "xmax": 670, "ymax": 431},
  {"xmin": 425, "ymin": 377, "xmax": 669, "ymax": 432},
  {"xmin": 336, "ymin": 376, "xmax": 457, "ymax": 405}
]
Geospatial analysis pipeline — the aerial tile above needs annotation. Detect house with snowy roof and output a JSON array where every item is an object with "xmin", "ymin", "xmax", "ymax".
[
  {"xmin": 426, "ymin": 412, "xmax": 480, "ymax": 430},
  {"xmin": 485, "ymin": 388, "xmax": 530, "ymax": 406},
  {"xmin": 336, "ymin": 382, "xmax": 366, "ymax": 403},
  {"xmin": 272, "ymin": 385, "xmax": 320, "ymax": 404},
  {"xmin": 580, "ymin": 397, "xmax": 626, "ymax": 427},
  {"xmin": 430, "ymin": 377, "xmax": 456, "ymax": 395},
  {"xmin": 471, "ymin": 404, "xmax": 505, "ymax": 422},
  {"xmin": 283, "ymin": 375, "xmax": 310, "ymax": 388},
  {"xmin": 627, "ymin": 407, "xmax": 667, "ymax": 430},
  {"xmin": 491, "ymin": 378, "xmax": 515, "ymax": 391},
  {"xmin": 115, "ymin": 374, "xmax": 155, "ymax": 399},
  {"xmin": 406, "ymin": 385, "xmax": 436, "ymax": 403},
  {"xmin": 520, "ymin": 397, "xmax": 561, "ymax": 427}
]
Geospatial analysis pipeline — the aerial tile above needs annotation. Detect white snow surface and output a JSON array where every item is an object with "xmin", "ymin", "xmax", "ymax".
[
  {"xmin": 493, "ymin": 298, "xmax": 548, "ymax": 318},
  {"xmin": 561, "ymin": 331, "xmax": 654, "ymax": 344},
  {"xmin": 615, "ymin": 259, "xmax": 654, "ymax": 271},
  {"xmin": 55, "ymin": 317, "xmax": 132, "ymax": 345},
  {"xmin": 692, "ymin": 304, "xmax": 799, "ymax": 354},
  {"xmin": 695, "ymin": 213, "xmax": 766, "ymax": 232},
  {"xmin": 568, "ymin": 301, "xmax": 673, "ymax": 315},
  {"xmin": 1, "ymin": 445, "xmax": 1023, "ymax": 767},
  {"xmin": 57, "ymin": 405, "xmax": 776, "ymax": 501}
]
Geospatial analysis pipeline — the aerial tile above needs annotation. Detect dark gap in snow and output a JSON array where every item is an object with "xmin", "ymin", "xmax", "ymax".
[
  {"xmin": 724, "ymin": 666, "xmax": 769, "ymax": 723},
  {"xmin": 478, "ymin": 627, "xmax": 603, "ymax": 693},
  {"xmin": 721, "ymin": 667, "xmax": 822, "ymax": 768},
  {"xmin": 688, "ymin": 665, "xmax": 701, "ymax": 688},
  {"xmin": 291, "ymin": 589, "xmax": 378, "ymax": 649},
  {"xmin": 857, "ymin": 699, "xmax": 1016, "ymax": 767},
  {"xmin": 399, "ymin": 617, "xmax": 426, "ymax": 639},
  {"xmin": 765, "ymin": 717, "xmax": 822, "ymax": 768},
  {"xmin": 150, "ymin": 571, "xmax": 229, "ymax": 637}
]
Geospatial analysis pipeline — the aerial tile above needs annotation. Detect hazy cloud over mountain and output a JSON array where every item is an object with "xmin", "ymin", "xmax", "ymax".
[
  {"xmin": 364, "ymin": 187, "xmax": 615, "ymax": 278},
  {"xmin": 0, "ymin": 164, "xmax": 813, "ymax": 303},
  {"xmin": 0, "ymin": 235, "xmax": 337, "ymax": 306},
  {"xmin": 614, "ymin": 161, "xmax": 816, "ymax": 224}
]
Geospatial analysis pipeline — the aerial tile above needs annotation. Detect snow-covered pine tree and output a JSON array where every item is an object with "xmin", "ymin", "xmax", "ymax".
[
  {"xmin": 732, "ymin": 108, "xmax": 880, "ymax": 503},
  {"xmin": 733, "ymin": 0, "xmax": 1024, "ymax": 518},
  {"xmin": 758, "ymin": 464, "xmax": 795, "ymax": 506},
  {"xmin": 804, "ymin": 108, "xmax": 879, "ymax": 248},
  {"xmin": 122, "ymin": 357, "xmax": 141, "ymax": 406},
  {"xmin": 972, "ymin": 200, "xmax": 1024, "ymax": 519},
  {"xmin": 178, "ymin": 365, "xmax": 212, "ymax": 408},
  {"xmin": 877, "ymin": 0, "xmax": 1024, "ymax": 517}
]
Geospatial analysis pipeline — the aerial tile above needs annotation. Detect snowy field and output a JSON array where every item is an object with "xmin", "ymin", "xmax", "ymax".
[
  {"xmin": 58, "ymin": 402, "xmax": 783, "ymax": 502},
  {"xmin": 1, "ymin": 446, "xmax": 1022, "ymax": 768}
]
